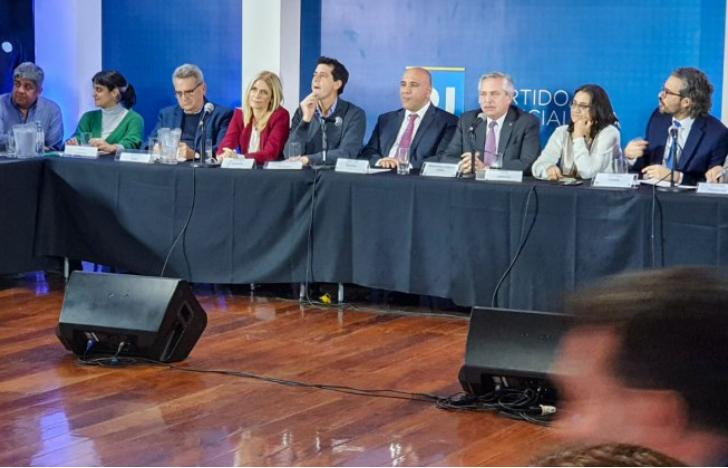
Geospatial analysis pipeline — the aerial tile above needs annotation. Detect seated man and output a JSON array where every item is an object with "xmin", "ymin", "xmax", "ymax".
[
  {"xmin": 360, "ymin": 67, "xmax": 457, "ymax": 170},
  {"xmin": 437, "ymin": 71, "xmax": 540, "ymax": 174},
  {"xmin": 0, "ymin": 62, "xmax": 63, "ymax": 150},
  {"xmin": 625, "ymin": 67, "xmax": 728, "ymax": 185},
  {"xmin": 553, "ymin": 267, "xmax": 728, "ymax": 466},
  {"xmin": 150, "ymin": 64, "xmax": 232, "ymax": 160},
  {"xmin": 286, "ymin": 56, "xmax": 365, "ymax": 166}
]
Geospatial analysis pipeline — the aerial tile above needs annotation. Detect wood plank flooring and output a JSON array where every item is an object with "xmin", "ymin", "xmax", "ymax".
[{"xmin": 0, "ymin": 275, "xmax": 563, "ymax": 466}]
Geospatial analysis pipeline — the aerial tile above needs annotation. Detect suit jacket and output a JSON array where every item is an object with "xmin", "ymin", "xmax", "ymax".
[
  {"xmin": 150, "ymin": 100, "xmax": 233, "ymax": 154},
  {"xmin": 216, "ymin": 106, "xmax": 290, "ymax": 165},
  {"xmin": 632, "ymin": 108, "xmax": 728, "ymax": 185},
  {"xmin": 438, "ymin": 105, "xmax": 541, "ymax": 173},
  {"xmin": 287, "ymin": 98, "xmax": 366, "ymax": 165},
  {"xmin": 360, "ymin": 105, "xmax": 457, "ymax": 169}
]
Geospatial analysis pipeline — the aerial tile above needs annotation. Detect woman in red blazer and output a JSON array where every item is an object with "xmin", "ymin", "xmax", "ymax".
[{"xmin": 217, "ymin": 71, "xmax": 290, "ymax": 164}]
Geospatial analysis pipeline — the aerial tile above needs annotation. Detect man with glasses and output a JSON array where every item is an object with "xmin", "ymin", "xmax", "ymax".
[
  {"xmin": 437, "ymin": 71, "xmax": 540, "ymax": 175},
  {"xmin": 0, "ymin": 62, "xmax": 63, "ymax": 150},
  {"xmin": 150, "ymin": 64, "xmax": 232, "ymax": 160},
  {"xmin": 624, "ymin": 67, "xmax": 728, "ymax": 185}
]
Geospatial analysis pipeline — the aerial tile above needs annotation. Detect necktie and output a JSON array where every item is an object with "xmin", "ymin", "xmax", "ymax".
[
  {"xmin": 484, "ymin": 121, "xmax": 498, "ymax": 166},
  {"xmin": 665, "ymin": 119, "xmax": 681, "ymax": 170},
  {"xmin": 398, "ymin": 113, "xmax": 418, "ymax": 151}
]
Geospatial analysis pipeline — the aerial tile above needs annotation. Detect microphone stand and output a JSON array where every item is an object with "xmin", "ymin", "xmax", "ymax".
[
  {"xmin": 321, "ymin": 118, "xmax": 328, "ymax": 165},
  {"xmin": 658, "ymin": 128, "xmax": 680, "ymax": 192},
  {"xmin": 192, "ymin": 111, "xmax": 211, "ymax": 168},
  {"xmin": 467, "ymin": 122, "xmax": 479, "ymax": 179}
]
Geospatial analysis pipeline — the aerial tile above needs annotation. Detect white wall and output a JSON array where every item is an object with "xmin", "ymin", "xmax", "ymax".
[
  {"xmin": 242, "ymin": 0, "xmax": 301, "ymax": 116},
  {"xmin": 34, "ymin": 0, "xmax": 102, "ymax": 139}
]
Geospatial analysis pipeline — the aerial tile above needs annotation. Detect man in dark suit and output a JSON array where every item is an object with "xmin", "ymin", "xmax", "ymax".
[
  {"xmin": 150, "ymin": 63, "xmax": 232, "ymax": 159},
  {"xmin": 625, "ymin": 67, "xmax": 728, "ymax": 185},
  {"xmin": 360, "ymin": 67, "xmax": 457, "ymax": 170},
  {"xmin": 438, "ymin": 71, "xmax": 540, "ymax": 174},
  {"xmin": 287, "ymin": 56, "xmax": 365, "ymax": 166}
]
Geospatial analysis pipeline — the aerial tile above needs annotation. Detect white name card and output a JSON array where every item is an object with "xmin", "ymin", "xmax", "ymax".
[
  {"xmin": 221, "ymin": 158, "xmax": 255, "ymax": 169},
  {"xmin": 64, "ymin": 145, "xmax": 98, "ymax": 158},
  {"xmin": 592, "ymin": 173, "xmax": 637, "ymax": 189},
  {"xmin": 483, "ymin": 169, "xmax": 523, "ymax": 183},
  {"xmin": 119, "ymin": 151, "xmax": 154, "ymax": 164},
  {"xmin": 265, "ymin": 160, "xmax": 303, "ymax": 170},
  {"xmin": 335, "ymin": 158, "xmax": 370, "ymax": 174},
  {"xmin": 697, "ymin": 182, "xmax": 728, "ymax": 195},
  {"xmin": 421, "ymin": 162, "xmax": 459, "ymax": 178}
]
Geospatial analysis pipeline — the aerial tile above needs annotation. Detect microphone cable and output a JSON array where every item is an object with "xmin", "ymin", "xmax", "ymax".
[
  {"xmin": 160, "ymin": 165, "xmax": 197, "ymax": 277},
  {"xmin": 491, "ymin": 184, "xmax": 539, "ymax": 308}
]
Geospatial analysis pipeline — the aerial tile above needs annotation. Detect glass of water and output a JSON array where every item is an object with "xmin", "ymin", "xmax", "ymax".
[
  {"xmin": 285, "ymin": 142, "xmax": 302, "ymax": 159},
  {"xmin": 6, "ymin": 130, "xmax": 15, "ymax": 157},
  {"xmin": 396, "ymin": 146, "xmax": 410, "ymax": 175}
]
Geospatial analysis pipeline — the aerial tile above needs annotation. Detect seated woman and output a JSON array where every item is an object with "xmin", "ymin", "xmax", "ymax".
[
  {"xmin": 532, "ymin": 84, "xmax": 620, "ymax": 180},
  {"xmin": 67, "ymin": 70, "xmax": 143, "ymax": 153},
  {"xmin": 217, "ymin": 71, "xmax": 289, "ymax": 165}
]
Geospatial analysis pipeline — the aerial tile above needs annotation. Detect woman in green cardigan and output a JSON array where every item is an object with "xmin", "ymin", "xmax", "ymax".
[{"xmin": 67, "ymin": 70, "xmax": 143, "ymax": 153}]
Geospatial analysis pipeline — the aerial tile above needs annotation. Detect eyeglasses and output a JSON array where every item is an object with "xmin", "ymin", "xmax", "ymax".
[
  {"xmin": 174, "ymin": 82, "xmax": 202, "ymax": 99},
  {"xmin": 660, "ymin": 87, "xmax": 683, "ymax": 98},
  {"xmin": 570, "ymin": 102, "xmax": 591, "ymax": 111}
]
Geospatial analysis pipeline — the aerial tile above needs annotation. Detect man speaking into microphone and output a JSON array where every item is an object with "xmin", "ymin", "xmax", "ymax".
[
  {"xmin": 286, "ymin": 56, "xmax": 366, "ymax": 166},
  {"xmin": 437, "ymin": 71, "xmax": 540, "ymax": 175}
]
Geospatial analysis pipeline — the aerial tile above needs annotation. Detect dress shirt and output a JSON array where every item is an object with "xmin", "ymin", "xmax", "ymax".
[{"xmin": 385, "ymin": 101, "xmax": 431, "ymax": 158}]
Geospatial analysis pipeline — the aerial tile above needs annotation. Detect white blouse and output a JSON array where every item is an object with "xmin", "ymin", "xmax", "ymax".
[{"xmin": 532, "ymin": 124, "xmax": 621, "ymax": 180}]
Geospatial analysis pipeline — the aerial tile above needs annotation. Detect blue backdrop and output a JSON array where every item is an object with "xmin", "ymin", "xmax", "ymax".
[
  {"xmin": 102, "ymin": 0, "xmax": 242, "ymax": 139},
  {"xmin": 317, "ymin": 0, "xmax": 725, "ymax": 143}
]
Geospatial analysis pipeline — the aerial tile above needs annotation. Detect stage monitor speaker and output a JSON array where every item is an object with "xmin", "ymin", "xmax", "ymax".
[
  {"xmin": 57, "ymin": 271, "xmax": 207, "ymax": 362},
  {"xmin": 459, "ymin": 307, "xmax": 572, "ymax": 401}
]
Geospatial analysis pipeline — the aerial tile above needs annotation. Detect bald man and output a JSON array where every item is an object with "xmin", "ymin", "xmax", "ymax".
[{"xmin": 360, "ymin": 67, "xmax": 457, "ymax": 170}]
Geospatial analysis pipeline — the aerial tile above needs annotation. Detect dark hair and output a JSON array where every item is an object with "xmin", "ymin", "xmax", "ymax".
[
  {"xmin": 532, "ymin": 443, "xmax": 686, "ymax": 467},
  {"xmin": 317, "ymin": 56, "xmax": 349, "ymax": 95},
  {"xmin": 92, "ymin": 70, "xmax": 136, "ymax": 109},
  {"xmin": 565, "ymin": 267, "xmax": 728, "ymax": 435},
  {"xmin": 568, "ymin": 84, "xmax": 618, "ymax": 140},
  {"xmin": 672, "ymin": 67, "xmax": 713, "ymax": 118}
]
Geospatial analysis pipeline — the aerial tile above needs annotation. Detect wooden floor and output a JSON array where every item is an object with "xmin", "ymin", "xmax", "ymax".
[{"xmin": 0, "ymin": 274, "xmax": 562, "ymax": 466}]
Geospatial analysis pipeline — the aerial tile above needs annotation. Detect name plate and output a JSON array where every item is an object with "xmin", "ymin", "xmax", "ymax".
[
  {"xmin": 265, "ymin": 160, "xmax": 303, "ymax": 170},
  {"xmin": 221, "ymin": 157, "xmax": 255, "ymax": 169},
  {"xmin": 483, "ymin": 169, "xmax": 523, "ymax": 183},
  {"xmin": 335, "ymin": 158, "xmax": 370, "ymax": 174},
  {"xmin": 421, "ymin": 162, "xmax": 459, "ymax": 178},
  {"xmin": 697, "ymin": 182, "xmax": 728, "ymax": 195},
  {"xmin": 64, "ymin": 145, "xmax": 98, "ymax": 158},
  {"xmin": 592, "ymin": 173, "xmax": 637, "ymax": 188},
  {"xmin": 119, "ymin": 151, "xmax": 154, "ymax": 164}
]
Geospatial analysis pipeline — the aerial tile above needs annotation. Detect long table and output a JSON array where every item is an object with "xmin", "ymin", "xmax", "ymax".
[{"xmin": 13, "ymin": 156, "xmax": 728, "ymax": 311}]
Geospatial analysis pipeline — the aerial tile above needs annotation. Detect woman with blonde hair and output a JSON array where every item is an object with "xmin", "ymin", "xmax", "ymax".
[{"xmin": 217, "ymin": 71, "xmax": 289, "ymax": 164}]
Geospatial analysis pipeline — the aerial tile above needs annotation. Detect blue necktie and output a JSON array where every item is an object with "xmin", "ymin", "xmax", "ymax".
[{"xmin": 665, "ymin": 119, "xmax": 681, "ymax": 170}]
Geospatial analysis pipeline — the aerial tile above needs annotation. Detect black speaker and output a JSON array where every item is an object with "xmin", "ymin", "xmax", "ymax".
[
  {"xmin": 459, "ymin": 307, "xmax": 572, "ymax": 401},
  {"xmin": 57, "ymin": 272, "xmax": 207, "ymax": 362}
]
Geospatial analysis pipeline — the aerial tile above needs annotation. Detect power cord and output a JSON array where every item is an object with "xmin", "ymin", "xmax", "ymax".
[{"xmin": 75, "ymin": 355, "xmax": 555, "ymax": 425}]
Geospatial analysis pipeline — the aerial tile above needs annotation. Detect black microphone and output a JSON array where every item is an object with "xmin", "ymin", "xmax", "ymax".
[
  {"xmin": 468, "ymin": 112, "xmax": 486, "ymax": 134},
  {"xmin": 194, "ymin": 102, "xmax": 215, "ymax": 167},
  {"xmin": 467, "ymin": 112, "xmax": 486, "ymax": 177},
  {"xmin": 668, "ymin": 125, "xmax": 678, "ymax": 189},
  {"xmin": 320, "ymin": 115, "xmax": 341, "ymax": 165}
]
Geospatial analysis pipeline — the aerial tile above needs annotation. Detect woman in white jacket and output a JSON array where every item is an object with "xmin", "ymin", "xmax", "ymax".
[{"xmin": 532, "ymin": 84, "xmax": 621, "ymax": 180}]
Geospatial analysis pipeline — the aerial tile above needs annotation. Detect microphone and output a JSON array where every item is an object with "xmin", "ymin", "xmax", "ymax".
[
  {"xmin": 466, "ymin": 112, "xmax": 486, "ymax": 178},
  {"xmin": 323, "ymin": 115, "xmax": 343, "ymax": 127},
  {"xmin": 468, "ymin": 112, "xmax": 486, "ymax": 134},
  {"xmin": 667, "ymin": 125, "xmax": 678, "ymax": 189},
  {"xmin": 194, "ymin": 102, "xmax": 216, "ymax": 167}
]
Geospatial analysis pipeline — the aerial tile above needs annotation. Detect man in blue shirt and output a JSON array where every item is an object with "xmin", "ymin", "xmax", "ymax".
[{"xmin": 0, "ymin": 62, "xmax": 64, "ymax": 150}]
